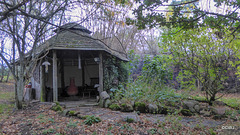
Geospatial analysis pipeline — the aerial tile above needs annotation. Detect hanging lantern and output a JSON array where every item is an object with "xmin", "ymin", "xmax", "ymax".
[
  {"xmin": 94, "ymin": 57, "xmax": 100, "ymax": 64},
  {"xmin": 42, "ymin": 61, "xmax": 51, "ymax": 73}
]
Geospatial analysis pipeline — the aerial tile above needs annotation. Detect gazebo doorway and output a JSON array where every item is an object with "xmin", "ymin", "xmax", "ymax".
[{"xmin": 43, "ymin": 50, "xmax": 101, "ymax": 102}]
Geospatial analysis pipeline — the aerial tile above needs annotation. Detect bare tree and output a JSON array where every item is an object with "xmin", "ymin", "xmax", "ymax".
[
  {"xmin": 0, "ymin": 39, "xmax": 5, "ymax": 82},
  {"xmin": 75, "ymin": 1, "xmax": 160, "ymax": 55},
  {"xmin": 0, "ymin": 0, "xmax": 69, "ymax": 109}
]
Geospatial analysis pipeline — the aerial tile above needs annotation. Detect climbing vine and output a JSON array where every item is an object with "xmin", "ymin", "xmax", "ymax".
[{"xmin": 103, "ymin": 54, "xmax": 128, "ymax": 93}]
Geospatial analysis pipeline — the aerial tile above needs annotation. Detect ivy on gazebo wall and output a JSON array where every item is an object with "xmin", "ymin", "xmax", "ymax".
[{"xmin": 103, "ymin": 54, "xmax": 128, "ymax": 93}]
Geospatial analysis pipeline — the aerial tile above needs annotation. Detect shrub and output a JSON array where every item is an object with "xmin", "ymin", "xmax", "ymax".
[
  {"xmin": 67, "ymin": 120, "xmax": 78, "ymax": 128},
  {"xmin": 51, "ymin": 102, "xmax": 63, "ymax": 112},
  {"xmin": 42, "ymin": 128, "xmax": 55, "ymax": 134},
  {"xmin": 126, "ymin": 117, "xmax": 134, "ymax": 123},
  {"xmin": 121, "ymin": 103, "xmax": 127, "ymax": 107},
  {"xmin": 80, "ymin": 115, "xmax": 90, "ymax": 120},
  {"xmin": 109, "ymin": 104, "xmax": 120, "ymax": 111},
  {"xmin": 84, "ymin": 115, "xmax": 101, "ymax": 125}
]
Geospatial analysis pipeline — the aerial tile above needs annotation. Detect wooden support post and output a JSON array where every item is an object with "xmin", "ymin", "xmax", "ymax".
[
  {"xmin": 99, "ymin": 52, "xmax": 103, "ymax": 93},
  {"xmin": 53, "ymin": 50, "xmax": 58, "ymax": 102},
  {"xmin": 40, "ymin": 65, "xmax": 45, "ymax": 102},
  {"xmin": 60, "ymin": 57, "xmax": 65, "ymax": 94},
  {"xmin": 82, "ymin": 55, "xmax": 85, "ymax": 86}
]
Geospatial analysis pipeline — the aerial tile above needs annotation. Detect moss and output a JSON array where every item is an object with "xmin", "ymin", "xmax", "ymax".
[
  {"xmin": 135, "ymin": 102, "xmax": 145, "ymax": 108},
  {"xmin": 81, "ymin": 115, "xmax": 91, "ymax": 120},
  {"xmin": 55, "ymin": 102, "xmax": 60, "ymax": 106},
  {"xmin": 134, "ymin": 102, "xmax": 146, "ymax": 113},
  {"xmin": 68, "ymin": 111, "xmax": 75, "ymax": 116},
  {"xmin": 109, "ymin": 104, "xmax": 120, "ymax": 111},
  {"xmin": 51, "ymin": 102, "xmax": 63, "ymax": 112},
  {"xmin": 126, "ymin": 117, "xmax": 134, "ymax": 123},
  {"xmin": 51, "ymin": 104, "xmax": 63, "ymax": 112},
  {"xmin": 181, "ymin": 109, "xmax": 193, "ymax": 116},
  {"xmin": 121, "ymin": 103, "xmax": 127, "ymax": 107},
  {"xmin": 120, "ymin": 103, "xmax": 133, "ymax": 112}
]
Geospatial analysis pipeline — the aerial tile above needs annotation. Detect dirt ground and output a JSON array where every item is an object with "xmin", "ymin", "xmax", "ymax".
[
  {"xmin": 0, "ymin": 101, "xmax": 239, "ymax": 134},
  {"xmin": 0, "ymin": 82, "xmax": 239, "ymax": 134}
]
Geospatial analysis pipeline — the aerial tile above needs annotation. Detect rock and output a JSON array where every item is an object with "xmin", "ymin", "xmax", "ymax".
[
  {"xmin": 228, "ymin": 88, "xmax": 237, "ymax": 93},
  {"xmin": 121, "ymin": 114, "xmax": 139, "ymax": 123},
  {"xmin": 109, "ymin": 104, "xmax": 121, "ymax": 111},
  {"xmin": 230, "ymin": 116, "xmax": 238, "ymax": 121},
  {"xmin": 121, "ymin": 103, "xmax": 133, "ymax": 112},
  {"xmin": 30, "ymin": 100, "xmax": 40, "ymax": 104},
  {"xmin": 74, "ymin": 111, "xmax": 80, "ymax": 116},
  {"xmin": 211, "ymin": 107, "xmax": 226, "ymax": 116},
  {"xmin": 131, "ymin": 101, "xmax": 135, "ymax": 108},
  {"xmin": 200, "ymin": 110, "xmax": 211, "ymax": 117},
  {"xmin": 134, "ymin": 102, "xmax": 146, "ymax": 113},
  {"xmin": 136, "ymin": 111, "xmax": 141, "ymax": 115},
  {"xmin": 96, "ymin": 96, "xmax": 100, "ymax": 102},
  {"xmin": 51, "ymin": 103, "xmax": 57, "ymax": 107},
  {"xmin": 98, "ymin": 91, "xmax": 110, "ymax": 108},
  {"xmin": 61, "ymin": 110, "xmax": 69, "ymax": 116},
  {"xmin": 194, "ymin": 104, "xmax": 200, "ymax": 113},
  {"xmin": 183, "ymin": 100, "xmax": 199, "ymax": 113},
  {"xmin": 100, "ymin": 91, "xmax": 110, "ymax": 100},
  {"xmin": 77, "ymin": 114, "xmax": 83, "ymax": 119},
  {"xmin": 157, "ymin": 105, "xmax": 168, "ymax": 114},
  {"xmin": 99, "ymin": 99, "xmax": 104, "ymax": 108},
  {"xmin": 212, "ymin": 101, "xmax": 225, "ymax": 106},
  {"xmin": 181, "ymin": 109, "xmax": 193, "ymax": 116},
  {"xmin": 119, "ymin": 99, "xmax": 128, "ymax": 104},
  {"xmin": 167, "ymin": 107, "xmax": 176, "ymax": 114},
  {"xmin": 147, "ymin": 104, "xmax": 158, "ymax": 114},
  {"xmin": 104, "ymin": 99, "xmax": 112, "ymax": 108},
  {"xmin": 210, "ymin": 107, "xmax": 228, "ymax": 120}
]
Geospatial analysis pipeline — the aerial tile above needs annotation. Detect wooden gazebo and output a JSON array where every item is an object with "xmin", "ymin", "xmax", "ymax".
[{"xmin": 29, "ymin": 23, "xmax": 128, "ymax": 102}]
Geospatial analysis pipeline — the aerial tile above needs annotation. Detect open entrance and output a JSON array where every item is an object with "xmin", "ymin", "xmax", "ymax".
[{"xmin": 43, "ymin": 50, "xmax": 100, "ymax": 102}]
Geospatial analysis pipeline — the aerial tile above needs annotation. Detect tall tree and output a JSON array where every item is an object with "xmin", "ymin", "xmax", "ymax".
[
  {"xmin": 128, "ymin": 0, "xmax": 240, "ymax": 35},
  {"xmin": 162, "ymin": 27, "xmax": 240, "ymax": 104},
  {"xmin": 0, "ymin": 0, "xmax": 69, "ymax": 109}
]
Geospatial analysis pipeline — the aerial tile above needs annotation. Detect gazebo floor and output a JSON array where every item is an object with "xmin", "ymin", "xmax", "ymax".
[{"xmin": 58, "ymin": 97, "xmax": 98, "ymax": 108}]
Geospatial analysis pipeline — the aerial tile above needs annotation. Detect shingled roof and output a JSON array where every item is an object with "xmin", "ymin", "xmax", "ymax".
[
  {"xmin": 36, "ymin": 23, "xmax": 128, "ymax": 61},
  {"xmin": 54, "ymin": 22, "xmax": 92, "ymax": 34}
]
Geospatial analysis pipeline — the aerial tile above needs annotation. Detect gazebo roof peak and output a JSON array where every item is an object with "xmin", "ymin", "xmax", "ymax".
[{"xmin": 54, "ymin": 22, "xmax": 92, "ymax": 34}]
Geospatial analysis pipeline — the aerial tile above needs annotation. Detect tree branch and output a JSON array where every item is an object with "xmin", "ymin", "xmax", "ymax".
[
  {"xmin": 0, "ymin": 0, "xmax": 30, "ymax": 22},
  {"xmin": 160, "ymin": 0, "xmax": 199, "ymax": 7}
]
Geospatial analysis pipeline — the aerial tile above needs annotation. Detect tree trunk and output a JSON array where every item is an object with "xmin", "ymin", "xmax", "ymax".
[
  {"xmin": 0, "ymin": 60, "xmax": 4, "ymax": 82},
  {"xmin": 5, "ymin": 69, "xmax": 10, "ymax": 82},
  {"xmin": 16, "ymin": 64, "xmax": 25, "ymax": 109},
  {"xmin": 14, "ymin": 81, "xmax": 19, "ymax": 108}
]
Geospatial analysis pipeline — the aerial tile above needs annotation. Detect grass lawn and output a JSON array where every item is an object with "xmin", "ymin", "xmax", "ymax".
[
  {"xmin": 178, "ymin": 90, "xmax": 240, "ymax": 110},
  {"xmin": 219, "ymin": 96, "xmax": 240, "ymax": 109},
  {"xmin": 0, "ymin": 82, "xmax": 15, "ymax": 121}
]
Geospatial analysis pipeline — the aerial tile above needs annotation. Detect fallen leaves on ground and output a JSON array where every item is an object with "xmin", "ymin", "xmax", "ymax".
[{"xmin": 0, "ymin": 102, "xmax": 239, "ymax": 135}]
